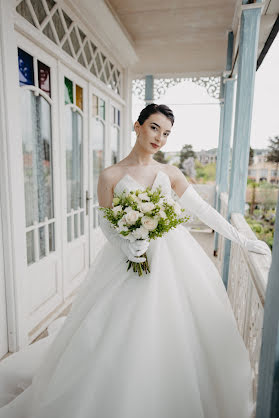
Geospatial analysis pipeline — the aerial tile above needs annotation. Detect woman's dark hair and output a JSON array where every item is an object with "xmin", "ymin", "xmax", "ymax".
[{"xmin": 137, "ymin": 103, "xmax": 174, "ymax": 126}]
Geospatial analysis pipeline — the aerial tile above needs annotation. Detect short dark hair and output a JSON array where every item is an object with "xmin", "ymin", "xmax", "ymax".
[{"xmin": 137, "ymin": 103, "xmax": 174, "ymax": 126}]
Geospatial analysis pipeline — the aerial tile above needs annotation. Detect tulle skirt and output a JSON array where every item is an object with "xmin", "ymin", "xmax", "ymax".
[{"xmin": 0, "ymin": 225, "xmax": 254, "ymax": 418}]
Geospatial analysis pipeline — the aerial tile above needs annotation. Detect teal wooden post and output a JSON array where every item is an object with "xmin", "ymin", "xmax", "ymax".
[
  {"xmin": 145, "ymin": 75, "xmax": 154, "ymax": 105},
  {"xmin": 214, "ymin": 31, "xmax": 234, "ymax": 255},
  {"xmin": 214, "ymin": 80, "xmax": 224, "ymax": 210},
  {"xmin": 214, "ymin": 76, "xmax": 236, "ymax": 255},
  {"xmin": 255, "ymin": 194, "xmax": 279, "ymax": 417},
  {"xmin": 222, "ymin": 2, "xmax": 262, "ymax": 288}
]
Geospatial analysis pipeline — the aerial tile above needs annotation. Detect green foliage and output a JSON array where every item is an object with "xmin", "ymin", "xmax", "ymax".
[
  {"xmin": 195, "ymin": 161, "xmax": 216, "ymax": 183},
  {"xmin": 267, "ymin": 135, "xmax": 279, "ymax": 164},
  {"xmin": 179, "ymin": 144, "xmax": 196, "ymax": 169},
  {"xmin": 245, "ymin": 208, "xmax": 275, "ymax": 250}
]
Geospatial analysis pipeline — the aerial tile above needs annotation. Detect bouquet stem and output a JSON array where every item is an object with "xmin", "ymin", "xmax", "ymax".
[{"xmin": 126, "ymin": 252, "xmax": 150, "ymax": 277}]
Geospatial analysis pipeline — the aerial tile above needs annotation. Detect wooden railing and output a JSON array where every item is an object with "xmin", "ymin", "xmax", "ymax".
[{"xmin": 218, "ymin": 191, "xmax": 271, "ymax": 404}]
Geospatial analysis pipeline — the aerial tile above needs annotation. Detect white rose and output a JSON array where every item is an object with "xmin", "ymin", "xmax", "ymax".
[
  {"xmin": 139, "ymin": 202, "xmax": 155, "ymax": 213},
  {"xmin": 112, "ymin": 205, "xmax": 122, "ymax": 216},
  {"xmin": 141, "ymin": 216, "xmax": 158, "ymax": 231},
  {"xmin": 124, "ymin": 210, "xmax": 141, "ymax": 225},
  {"xmin": 158, "ymin": 210, "xmax": 167, "ymax": 219},
  {"xmin": 132, "ymin": 226, "xmax": 149, "ymax": 240},
  {"xmin": 138, "ymin": 192, "xmax": 150, "ymax": 201},
  {"xmin": 117, "ymin": 218, "xmax": 129, "ymax": 232},
  {"xmin": 124, "ymin": 206, "xmax": 133, "ymax": 213}
]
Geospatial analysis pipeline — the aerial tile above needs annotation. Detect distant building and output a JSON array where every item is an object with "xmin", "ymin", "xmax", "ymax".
[
  {"xmin": 248, "ymin": 151, "xmax": 279, "ymax": 184},
  {"xmin": 196, "ymin": 149, "xmax": 217, "ymax": 165}
]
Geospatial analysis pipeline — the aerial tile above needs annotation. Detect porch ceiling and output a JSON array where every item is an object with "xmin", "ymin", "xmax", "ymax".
[
  {"xmin": 104, "ymin": 0, "xmax": 279, "ymax": 78},
  {"xmin": 106, "ymin": 0, "xmax": 236, "ymax": 77}
]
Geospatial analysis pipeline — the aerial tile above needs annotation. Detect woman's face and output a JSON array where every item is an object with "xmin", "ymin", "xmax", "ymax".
[{"xmin": 134, "ymin": 112, "xmax": 172, "ymax": 154}]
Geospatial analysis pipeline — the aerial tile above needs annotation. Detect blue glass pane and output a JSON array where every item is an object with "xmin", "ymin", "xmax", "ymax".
[{"xmin": 18, "ymin": 48, "xmax": 34, "ymax": 87}]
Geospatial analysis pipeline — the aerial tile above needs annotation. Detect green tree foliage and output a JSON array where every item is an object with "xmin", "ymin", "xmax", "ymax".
[
  {"xmin": 153, "ymin": 150, "xmax": 167, "ymax": 164},
  {"xmin": 179, "ymin": 144, "xmax": 196, "ymax": 169},
  {"xmin": 249, "ymin": 146, "xmax": 254, "ymax": 166}
]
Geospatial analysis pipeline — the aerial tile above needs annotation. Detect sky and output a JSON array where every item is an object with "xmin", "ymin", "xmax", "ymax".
[{"xmin": 132, "ymin": 33, "xmax": 279, "ymax": 153}]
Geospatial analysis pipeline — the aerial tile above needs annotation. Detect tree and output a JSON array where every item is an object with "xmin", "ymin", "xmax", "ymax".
[
  {"xmin": 153, "ymin": 150, "xmax": 167, "ymax": 164},
  {"xmin": 179, "ymin": 144, "xmax": 196, "ymax": 169},
  {"xmin": 267, "ymin": 135, "xmax": 279, "ymax": 184},
  {"xmin": 249, "ymin": 146, "xmax": 254, "ymax": 166}
]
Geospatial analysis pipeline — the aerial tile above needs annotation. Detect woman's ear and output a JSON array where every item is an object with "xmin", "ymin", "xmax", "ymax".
[{"xmin": 134, "ymin": 120, "xmax": 140, "ymax": 136}]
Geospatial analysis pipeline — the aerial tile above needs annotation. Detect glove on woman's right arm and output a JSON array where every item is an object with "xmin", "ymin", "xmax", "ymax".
[{"xmin": 98, "ymin": 211, "xmax": 149, "ymax": 262}]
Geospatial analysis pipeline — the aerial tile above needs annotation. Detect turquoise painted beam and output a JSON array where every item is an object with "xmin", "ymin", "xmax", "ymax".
[
  {"xmin": 214, "ymin": 31, "xmax": 234, "ymax": 254},
  {"xmin": 255, "ymin": 193, "xmax": 279, "ymax": 417},
  {"xmin": 222, "ymin": 4, "xmax": 262, "ymax": 288},
  {"xmin": 214, "ymin": 77, "xmax": 236, "ymax": 255},
  {"xmin": 145, "ymin": 75, "xmax": 154, "ymax": 105}
]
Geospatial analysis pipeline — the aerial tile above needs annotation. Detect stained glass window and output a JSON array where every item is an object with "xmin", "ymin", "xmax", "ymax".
[
  {"xmin": 76, "ymin": 84, "xmax": 83, "ymax": 110},
  {"xmin": 18, "ymin": 48, "xmax": 34, "ymax": 87},
  {"xmin": 38, "ymin": 60, "xmax": 51, "ymax": 97},
  {"xmin": 64, "ymin": 77, "xmax": 73, "ymax": 104}
]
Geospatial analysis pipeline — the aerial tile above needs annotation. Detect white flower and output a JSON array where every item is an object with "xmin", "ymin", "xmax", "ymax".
[
  {"xmin": 141, "ymin": 216, "xmax": 158, "ymax": 231},
  {"xmin": 124, "ymin": 206, "xmax": 133, "ymax": 213},
  {"xmin": 164, "ymin": 196, "xmax": 175, "ymax": 207},
  {"xmin": 138, "ymin": 192, "xmax": 150, "ymax": 201},
  {"xmin": 158, "ymin": 210, "xmax": 167, "ymax": 219},
  {"xmin": 112, "ymin": 205, "xmax": 122, "ymax": 216},
  {"xmin": 117, "ymin": 218, "xmax": 129, "ymax": 232},
  {"xmin": 138, "ymin": 202, "xmax": 155, "ymax": 213},
  {"xmin": 132, "ymin": 226, "xmax": 149, "ymax": 240},
  {"xmin": 124, "ymin": 210, "xmax": 141, "ymax": 225},
  {"xmin": 173, "ymin": 202, "xmax": 182, "ymax": 216}
]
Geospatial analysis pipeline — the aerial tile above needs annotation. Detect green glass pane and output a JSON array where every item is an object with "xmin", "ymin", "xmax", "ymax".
[{"xmin": 64, "ymin": 77, "xmax": 73, "ymax": 104}]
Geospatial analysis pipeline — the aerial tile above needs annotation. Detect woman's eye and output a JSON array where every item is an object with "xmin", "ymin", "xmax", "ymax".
[{"xmin": 151, "ymin": 126, "xmax": 157, "ymax": 130}]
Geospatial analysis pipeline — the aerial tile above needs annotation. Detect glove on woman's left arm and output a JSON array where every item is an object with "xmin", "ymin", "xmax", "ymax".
[{"xmin": 178, "ymin": 184, "xmax": 271, "ymax": 256}]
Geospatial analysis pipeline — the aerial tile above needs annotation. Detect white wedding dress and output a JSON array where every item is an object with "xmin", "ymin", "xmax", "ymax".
[{"xmin": 0, "ymin": 170, "xmax": 254, "ymax": 418}]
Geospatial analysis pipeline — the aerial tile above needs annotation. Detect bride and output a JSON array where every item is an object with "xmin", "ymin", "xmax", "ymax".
[{"xmin": 0, "ymin": 103, "xmax": 271, "ymax": 418}]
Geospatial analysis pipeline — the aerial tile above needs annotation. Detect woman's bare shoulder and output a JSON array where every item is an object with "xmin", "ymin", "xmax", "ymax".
[{"xmin": 98, "ymin": 164, "xmax": 127, "ymax": 187}]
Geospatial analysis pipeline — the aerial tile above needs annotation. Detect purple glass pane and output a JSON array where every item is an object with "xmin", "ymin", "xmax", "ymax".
[
  {"xmin": 38, "ymin": 60, "xmax": 51, "ymax": 97},
  {"xmin": 18, "ymin": 48, "xmax": 34, "ymax": 86}
]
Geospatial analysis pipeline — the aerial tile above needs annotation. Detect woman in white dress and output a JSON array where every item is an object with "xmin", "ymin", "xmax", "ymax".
[{"xmin": 0, "ymin": 103, "xmax": 271, "ymax": 418}]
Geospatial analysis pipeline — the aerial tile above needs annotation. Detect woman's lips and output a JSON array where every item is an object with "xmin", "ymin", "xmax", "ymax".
[{"xmin": 151, "ymin": 143, "xmax": 159, "ymax": 148}]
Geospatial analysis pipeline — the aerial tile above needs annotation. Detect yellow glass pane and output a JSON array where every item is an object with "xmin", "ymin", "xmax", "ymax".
[
  {"xmin": 76, "ymin": 84, "xmax": 83, "ymax": 110},
  {"xmin": 92, "ymin": 94, "xmax": 98, "ymax": 117}
]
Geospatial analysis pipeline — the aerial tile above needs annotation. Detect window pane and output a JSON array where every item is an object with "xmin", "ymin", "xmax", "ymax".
[
  {"xmin": 67, "ymin": 216, "xmax": 72, "ymax": 242},
  {"xmin": 26, "ymin": 230, "xmax": 35, "ymax": 265},
  {"xmin": 38, "ymin": 60, "xmax": 51, "ymax": 97},
  {"xmin": 111, "ymin": 125, "xmax": 119, "ymax": 165},
  {"xmin": 21, "ymin": 90, "xmax": 55, "ymax": 227},
  {"xmin": 18, "ymin": 48, "xmax": 34, "ymax": 87},
  {"xmin": 49, "ymin": 222, "xmax": 55, "ymax": 251},
  {"xmin": 92, "ymin": 94, "xmax": 98, "ymax": 117},
  {"xmin": 39, "ymin": 226, "xmax": 46, "ymax": 258},
  {"xmin": 64, "ymin": 77, "xmax": 73, "ymax": 104},
  {"xmin": 65, "ymin": 108, "xmax": 83, "ymax": 212},
  {"xmin": 100, "ymin": 99, "xmax": 105, "ymax": 120},
  {"xmin": 92, "ymin": 118, "xmax": 104, "ymax": 205},
  {"xmin": 76, "ymin": 84, "xmax": 83, "ymax": 110}
]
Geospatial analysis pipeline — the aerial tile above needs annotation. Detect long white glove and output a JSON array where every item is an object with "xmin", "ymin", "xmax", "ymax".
[
  {"xmin": 98, "ymin": 211, "xmax": 149, "ymax": 262},
  {"xmin": 179, "ymin": 184, "xmax": 271, "ymax": 255}
]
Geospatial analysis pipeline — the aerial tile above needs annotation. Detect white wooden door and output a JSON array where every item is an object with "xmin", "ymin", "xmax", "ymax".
[
  {"xmin": 0, "ymin": 201, "xmax": 8, "ymax": 358},
  {"xmin": 16, "ymin": 35, "xmax": 64, "ymax": 336},
  {"xmin": 88, "ymin": 86, "xmax": 108, "ymax": 264},
  {"xmin": 60, "ymin": 65, "xmax": 89, "ymax": 297}
]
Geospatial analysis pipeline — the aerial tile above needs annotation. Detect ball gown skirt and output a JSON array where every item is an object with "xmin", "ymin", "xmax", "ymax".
[{"xmin": 0, "ymin": 170, "xmax": 254, "ymax": 418}]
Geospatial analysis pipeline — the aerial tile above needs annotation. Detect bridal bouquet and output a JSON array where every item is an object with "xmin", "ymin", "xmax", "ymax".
[{"xmin": 98, "ymin": 185, "xmax": 190, "ymax": 277}]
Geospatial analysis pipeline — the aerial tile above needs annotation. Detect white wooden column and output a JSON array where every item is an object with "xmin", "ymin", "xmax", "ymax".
[{"xmin": 0, "ymin": 0, "xmax": 28, "ymax": 351}]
